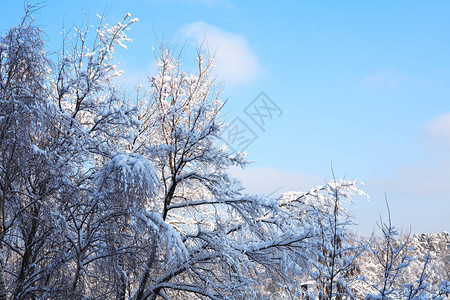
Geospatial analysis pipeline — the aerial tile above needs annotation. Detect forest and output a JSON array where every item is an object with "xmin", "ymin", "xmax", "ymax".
[{"xmin": 0, "ymin": 6, "xmax": 449, "ymax": 299}]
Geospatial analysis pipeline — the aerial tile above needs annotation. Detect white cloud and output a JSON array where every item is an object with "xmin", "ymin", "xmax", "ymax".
[
  {"xmin": 181, "ymin": 22, "xmax": 263, "ymax": 84},
  {"xmin": 228, "ymin": 166, "xmax": 324, "ymax": 196},
  {"xmin": 363, "ymin": 113, "xmax": 450, "ymax": 233},
  {"xmin": 228, "ymin": 113, "xmax": 450, "ymax": 234},
  {"xmin": 421, "ymin": 112, "xmax": 450, "ymax": 150},
  {"xmin": 363, "ymin": 68, "xmax": 412, "ymax": 90}
]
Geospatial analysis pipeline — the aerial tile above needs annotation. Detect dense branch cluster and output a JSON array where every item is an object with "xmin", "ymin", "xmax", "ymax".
[{"xmin": 0, "ymin": 8, "xmax": 448, "ymax": 299}]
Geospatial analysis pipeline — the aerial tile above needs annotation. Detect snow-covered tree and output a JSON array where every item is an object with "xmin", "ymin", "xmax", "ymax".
[
  {"xmin": 123, "ymin": 43, "xmax": 310, "ymax": 299},
  {"xmin": 0, "ymin": 5, "xmax": 61, "ymax": 298},
  {"xmin": 1, "ymin": 6, "xmax": 449, "ymax": 300},
  {"xmin": 357, "ymin": 202, "xmax": 450, "ymax": 300},
  {"xmin": 0, "ymin": 6, "xmax": 146, "ymax": 298},
  {"xmin": 281, "ymin": 179, "xmax": 367, "ymax": 299}
]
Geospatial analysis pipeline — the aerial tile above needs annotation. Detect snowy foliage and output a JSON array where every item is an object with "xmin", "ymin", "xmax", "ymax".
[{"xmin": 0, "ymin": 7, "xmax": 448, "ymax": 300}]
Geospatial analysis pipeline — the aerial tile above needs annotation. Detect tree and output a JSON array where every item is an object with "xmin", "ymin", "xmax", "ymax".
[
  {"xmin": 0, "ymin": 5, "xmax": 61, "ymax": 298},
  {"xmin": 359, "ymin": 200, "xmax": 449, "ymax": 300},
  {"xmin": 0, "ymin": 6, "xmax": 146, "ymax": 298},
  {"xmin": 1, "ymin": 6, "xmax": 449, "ymax": 300},
  {"xmin": 125, "ymin": 43, "xmax": 310, "ymax": 299},
  {"xmin": 1, "ymin": 8, "xmax": 315, "ymax": 298},
  {"xmin": 281, "ymin": 179, "xmax": 367, "ymax": 299}
]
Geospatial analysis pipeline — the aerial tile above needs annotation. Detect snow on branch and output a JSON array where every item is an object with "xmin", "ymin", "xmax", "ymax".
[
  {"xmin": 138, "ymin": 209, "xmax": 189, "ymax": 264},
  {"xmin": 97, "ymin": 152, "xmax": 159, "ymax": 195}
]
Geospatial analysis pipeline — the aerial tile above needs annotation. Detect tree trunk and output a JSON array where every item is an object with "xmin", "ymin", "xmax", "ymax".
[{"xmin": 0, "ymin": 264, "xmax": 7, "ymax": 300}]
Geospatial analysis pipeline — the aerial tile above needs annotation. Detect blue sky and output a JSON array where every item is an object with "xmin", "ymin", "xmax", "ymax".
[{"xmin": 2, "ymin": 0, "xmax": 450, "ymax": 234}]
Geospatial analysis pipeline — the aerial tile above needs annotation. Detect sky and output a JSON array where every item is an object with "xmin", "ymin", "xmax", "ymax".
[{"xmin": 1, "ymin": 0, "xmax": 449, "ymax": 234}]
